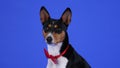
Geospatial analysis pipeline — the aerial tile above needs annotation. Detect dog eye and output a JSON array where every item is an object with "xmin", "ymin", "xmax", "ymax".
[
  {"xmin": 44, "ymin": 27, "xmax": 50, "ymax": 33},
  {"xmin": 55, "ymin": 28, "xmax": 62, "ymax": 34},
  {"xmin": 48, "ymin": 24, "xmax": 51, "ymax": 28}
]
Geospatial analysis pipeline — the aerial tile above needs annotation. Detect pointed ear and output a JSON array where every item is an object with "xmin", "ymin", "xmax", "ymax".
[
  {"xmin": 61, "ymin": 8, "xmax": 72, "ymax": 25},
  {"xmin": 40, "ymin": 6, "xmax": 50, "ymax": 23}
]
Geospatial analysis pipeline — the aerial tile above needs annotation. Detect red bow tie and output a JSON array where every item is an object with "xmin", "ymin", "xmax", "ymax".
[{"xmin": 44, "ymin": 45, "xmax": 69, "ymax": 64}]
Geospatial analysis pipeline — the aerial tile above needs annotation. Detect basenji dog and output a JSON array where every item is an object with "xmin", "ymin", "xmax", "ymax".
[{"xmin": 39, "ymin": 6, "xmax": 91, "ymax": 68}]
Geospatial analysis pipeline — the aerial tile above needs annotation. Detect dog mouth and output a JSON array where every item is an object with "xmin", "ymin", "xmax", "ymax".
[
  {"xmin": 46, "ymin": 41, "xmax": 58, "ymax": 45},
  {"xmin": 46, "ymin": 39, "xmax": 59, "ymax": 45},
  {"xmin": 47, "ymin": 41, "xmax": 53, "ymax": 44}
]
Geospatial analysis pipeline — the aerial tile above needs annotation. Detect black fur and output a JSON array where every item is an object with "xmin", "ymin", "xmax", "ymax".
[{"xmin": 60, "ymin": 32, "xmax": 91, "ymax": 68}]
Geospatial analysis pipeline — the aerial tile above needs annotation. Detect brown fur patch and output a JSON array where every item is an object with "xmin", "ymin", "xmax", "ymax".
[
  {"xmin": 42, "ymin": 30, "xmax": 49, "ymax": 39},
  {"xmin": 53, "ymin": 31, "xmax": 65, "ymax": 44},
  {"xmin": 48, "ymin": 24, "xmax": 52, "ymax": 28},
  {"xmin": 54, "ymin": 25, "xmax": 58, "ymax": 28}
]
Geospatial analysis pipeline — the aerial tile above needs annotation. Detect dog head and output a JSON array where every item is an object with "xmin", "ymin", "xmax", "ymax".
[{"xmin": 40, "ymin": 6, "xmax": 72, "ymax": 45}]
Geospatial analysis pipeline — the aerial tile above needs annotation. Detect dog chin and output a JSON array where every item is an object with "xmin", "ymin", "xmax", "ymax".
[{"xmin": 47, "ymin": 42, "xmax": 61, "ymax": 46}]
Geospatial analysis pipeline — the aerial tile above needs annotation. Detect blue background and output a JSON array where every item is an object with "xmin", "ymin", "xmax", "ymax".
[{"xmin": 0, "ymin": 0, "xmax": 120, "ymax": 68}]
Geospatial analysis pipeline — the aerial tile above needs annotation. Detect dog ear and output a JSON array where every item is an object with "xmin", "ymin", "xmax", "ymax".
[
  {"xmin": 40, "ymin": 6, "xmax": 50, "ymax": 24},
  {"xmin": 61, "ymin": 8, "xmax": 72, "ymax": 26}
]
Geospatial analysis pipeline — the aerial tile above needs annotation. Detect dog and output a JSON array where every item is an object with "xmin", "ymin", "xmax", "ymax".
[{"xmin": 39, "ymin": 6, "xmax": 91, "ymax": 68}]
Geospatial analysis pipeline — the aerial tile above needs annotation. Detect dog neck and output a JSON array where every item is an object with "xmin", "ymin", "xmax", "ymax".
[{"xmin": 47, "ymin": 42, "xmax": 63, "ymax": 56}]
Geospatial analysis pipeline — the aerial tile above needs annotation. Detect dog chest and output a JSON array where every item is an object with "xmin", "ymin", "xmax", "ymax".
[{"xmin": 47, "ymin": 56, "xmax": 68, "ymax": 68}]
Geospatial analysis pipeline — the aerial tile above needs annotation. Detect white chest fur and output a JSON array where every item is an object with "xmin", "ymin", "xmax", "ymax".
[{"xmin": 46, "ymin": 43, "xmax": 68, "ymax": 68}]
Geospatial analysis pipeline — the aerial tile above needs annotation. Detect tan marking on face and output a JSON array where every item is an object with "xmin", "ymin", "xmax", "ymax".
[
  {"xmin": 42, "ymin": 30, "xmax": 49, "ymax": 39},
  {"xmin": 53, "ymin": 31, "xmax": 65, "ymax": 44},
  {"xmin": 54, "ymin": 25, "xmax": 58, "ymax": 28},
  {"xmin": 48, "ymin": 24, "xmax": 51, "ymax": 28}
]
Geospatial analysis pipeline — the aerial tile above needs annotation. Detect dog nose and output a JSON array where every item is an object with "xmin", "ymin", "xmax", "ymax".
[{"xmin": 46, "ymin": 36, "xmax": 52, "ymax": 44}]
